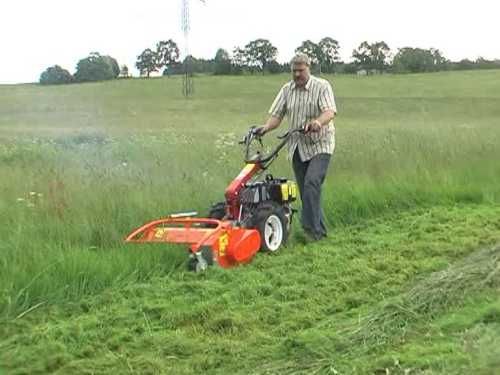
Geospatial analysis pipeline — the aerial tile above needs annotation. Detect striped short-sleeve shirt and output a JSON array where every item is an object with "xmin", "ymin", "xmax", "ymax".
[{"xmin": 268, "ymin": 75, "xmax": 337, "ymax": 162}]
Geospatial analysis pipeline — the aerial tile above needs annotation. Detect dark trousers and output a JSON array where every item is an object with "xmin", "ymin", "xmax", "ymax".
[{"xmin": 292, "ymin": 150, "xmax": 331, "ymax": 239}]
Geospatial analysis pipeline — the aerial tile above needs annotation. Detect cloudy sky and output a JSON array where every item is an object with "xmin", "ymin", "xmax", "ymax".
[{"xmin": 1, "ymin": 0, "xmax": 499, "ymax": 84}]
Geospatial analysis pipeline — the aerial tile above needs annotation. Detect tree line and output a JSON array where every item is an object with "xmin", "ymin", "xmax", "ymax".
[
  {"xmin": 39, "ymin": 52, "xmax": 120, "ymax": 85},
  {"xmin": 40, "ymin": 38, "xmax": 500, "ymax": 84}
]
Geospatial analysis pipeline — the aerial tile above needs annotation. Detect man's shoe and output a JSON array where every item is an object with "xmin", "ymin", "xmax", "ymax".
[{"xmin": 303, "ymin": 229, "xmax": 323, "ymax": 243}]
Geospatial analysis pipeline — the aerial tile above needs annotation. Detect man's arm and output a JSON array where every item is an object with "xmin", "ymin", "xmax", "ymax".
[
  {"xmin": 260, "ymin": 115, "xmax": 282, "ymax": 135},
  {"xmin": 257, "ymin": 85, "xmax": 287, "ymax": 135},
  {"xmin": 305, "ymin": 110, "xmax": 335, "ymax": 133},
  {"xmin": 306, "ymin": 82, "xmax": 337, "ymax": 133}
]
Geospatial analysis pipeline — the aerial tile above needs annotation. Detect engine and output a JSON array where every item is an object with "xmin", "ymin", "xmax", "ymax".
[{"xmin": 240, "ymin": 175, "xmax": 298, "ymax": 205}]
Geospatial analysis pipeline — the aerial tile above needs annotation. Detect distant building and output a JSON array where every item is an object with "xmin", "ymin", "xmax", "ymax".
[{"xmin": 357, "ymin": 69, "xmax": 384, "ymax": 75}]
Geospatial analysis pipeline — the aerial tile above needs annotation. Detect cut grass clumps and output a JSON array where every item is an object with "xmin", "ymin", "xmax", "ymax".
[
  {"xmin": 349, "ymin": 243, "xmax": 500, "ymax": 346},
  {"xmin": 274, "ymin": 244, "xmax": 500, "ymax": 374},
  {"xmin": 1, "ymin": 205, "xmax": 500, "ymax": 374}
]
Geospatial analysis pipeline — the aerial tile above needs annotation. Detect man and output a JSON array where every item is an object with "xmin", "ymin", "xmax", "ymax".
[{"xmin": 256, "ymin": 53, "xmax": 337, "ymax": 241}]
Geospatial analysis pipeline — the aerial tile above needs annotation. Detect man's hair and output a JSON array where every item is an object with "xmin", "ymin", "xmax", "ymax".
[{"xmin": 290, "ymin": 53, "xmax": 311, "ymax": 67}]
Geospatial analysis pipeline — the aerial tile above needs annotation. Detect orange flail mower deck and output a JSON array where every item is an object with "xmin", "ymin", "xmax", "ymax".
[{"xmin": 125, "ymin": 218, "xmax": 261, "ymax": 268}]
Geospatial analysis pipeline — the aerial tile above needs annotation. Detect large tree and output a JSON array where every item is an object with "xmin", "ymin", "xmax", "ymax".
[
  {"xmin": 156, "ymin": 39, "xmax": 180, "ymax": 74},
  {"xmin": 352, "ymin": 41, "xmax": 391, "ymax": 73},
  {"xmin": 136, "ymin": 48, "xmax": 158, "ymax": 77},
  {"xmin": 318, "ymin": 37, "xmax": 341, "ymax": 72},
  {"xmin": 102, "ymin": 55, "xmax": 120, "ymax": 78},
  {"xmin": 231, "ymin": 46, "xmax": 247, "ymax": 74},
  {"xmin": 39, "ymin": 65, "xmax": 73, "ymax": 85},
  {"xmin": 74, "ymin": 52, "xmax": 118, "ymax": 82},
  {"xmin": 244, "ymin": 39, "xmax": 278, "ymax": 73},
  {"xmin": 295, "ymin": 38, "xmax": 341, "ymax": 73},
  {"xmin": 295, "ymin": 40, "xmax": 321, "ymax": 65},
  {"xmin": 214, "ymin": 48, "xmax": 231, "ymax": 75},
  {"xmin": 430, "ymin": 48, "xmax": 447, "ymax": 67},
  {"xmin": 393, "ymin": 47, "xmax": 447, "ymax": 73}
]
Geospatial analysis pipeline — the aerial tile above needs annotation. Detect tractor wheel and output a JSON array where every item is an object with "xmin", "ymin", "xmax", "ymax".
[
  {"xmin": 207, "ymin": 201, "xmax": 226, "ymax": 220},
  {"xmin": 187, "ymin": 246, "xmax": 214, "ymax": 272},
  {"xmin": 253, "ymin": 201, "xmax": 289, "ymax": 252},
  {"xmin": 200, "ymin": 201, "xmax": 226, "ymax": 229}
]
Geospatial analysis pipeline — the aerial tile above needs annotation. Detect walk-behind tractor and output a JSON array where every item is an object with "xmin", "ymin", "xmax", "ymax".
[{"xmin": 126, "ymin": 127, "xmax": 303, "ymax": 271}]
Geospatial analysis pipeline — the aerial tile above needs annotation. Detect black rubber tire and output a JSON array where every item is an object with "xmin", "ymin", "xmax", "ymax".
[
  {"xmin": 200, "ymin": 201, "xmax": 226, "ymax": 229},
  {"xmin": 252, "ymin": 201, "xmax": 289, "ymax": 252},
  {"xmin": 207, "ymin": 201, "xmax": 226, "ymax": 220}
]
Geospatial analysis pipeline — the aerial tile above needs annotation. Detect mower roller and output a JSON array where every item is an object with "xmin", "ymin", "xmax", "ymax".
[{"xmin": 125, "ymin": 126, "xmax": 303, "ymax": 271}]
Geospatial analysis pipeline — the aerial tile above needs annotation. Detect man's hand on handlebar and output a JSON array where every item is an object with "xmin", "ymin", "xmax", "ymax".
[
  {"xmin": 254, "ymin": 126, "xmax": 267, "ymax": 136},
  {"xmin": 304, "ymin": 119, "xmax": 322, "ymax": 133}
]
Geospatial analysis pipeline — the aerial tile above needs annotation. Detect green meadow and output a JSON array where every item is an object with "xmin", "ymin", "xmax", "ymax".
[{"xmin": 1, "ymin": 70, "xmax": 500, "ymax": 374}]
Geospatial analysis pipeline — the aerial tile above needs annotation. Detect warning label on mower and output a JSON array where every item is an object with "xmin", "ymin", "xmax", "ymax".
[
  {"xmin": 219, "ymin": 233, "xmax": 229, "ymax": 256},
  {"xmin": 154, "ymin": 228, "xmax": 167, "ymax": 239}
]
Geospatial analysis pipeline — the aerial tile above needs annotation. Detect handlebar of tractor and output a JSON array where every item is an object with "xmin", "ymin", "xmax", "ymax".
[{"xmin": 240, "ymin": 126, "xmax": 306, "ymax": 169}]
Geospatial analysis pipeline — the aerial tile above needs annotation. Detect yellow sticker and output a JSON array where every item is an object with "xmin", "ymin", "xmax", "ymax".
[
  {"xmin": 281, "ymin": 183, "xmax": 289, "ymax": 201},
  {"xmin": 290, "ymin": 182, "xmax": 297, "ymax": 199},
  {"xmin": 219, "ymin": 232, "xmax": 229, "ymax": 257},
  {"xmin": 154, "ymin": 228, "xmax": 167, "ymax": 239}
]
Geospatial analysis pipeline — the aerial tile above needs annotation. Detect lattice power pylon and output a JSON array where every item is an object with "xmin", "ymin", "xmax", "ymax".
[{"xmin": 181, "ymin": 0, "xmax": 205, "ymax": 97}]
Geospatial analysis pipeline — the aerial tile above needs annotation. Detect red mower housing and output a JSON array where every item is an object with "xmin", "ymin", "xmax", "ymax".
[{"xmin": 125, "ymin": 217, "xmax": 261, "ymax": 269}]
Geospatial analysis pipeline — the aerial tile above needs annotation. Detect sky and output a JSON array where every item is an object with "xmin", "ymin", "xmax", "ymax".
[{"xmin": 1, "ymin": 0, "xmax": 499, "ymax": 84}]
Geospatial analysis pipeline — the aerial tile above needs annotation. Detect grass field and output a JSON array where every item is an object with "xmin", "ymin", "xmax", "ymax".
[{"xmin": 1, "ymin": 70, "xmax": 500, "ymax": 374}]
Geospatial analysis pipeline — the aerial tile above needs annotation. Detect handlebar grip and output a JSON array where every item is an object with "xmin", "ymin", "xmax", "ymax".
[
  {"xmin": 277, "ymin": 127, "xmax": 305, "ymax": 139},
  {"xmin": 277, "ymin": 132, "xmax": 289, "ymax": 139}
]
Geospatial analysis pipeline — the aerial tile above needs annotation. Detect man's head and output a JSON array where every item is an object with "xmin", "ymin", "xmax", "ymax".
[{"xmin": 290, "ymin": 53, "xmax": 311, "ymax": 88}]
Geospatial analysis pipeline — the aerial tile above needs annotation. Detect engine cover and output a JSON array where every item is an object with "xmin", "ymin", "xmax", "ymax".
[{"xmin": 240, "ymin": 176, "xmax": 298, "ymax": 205}]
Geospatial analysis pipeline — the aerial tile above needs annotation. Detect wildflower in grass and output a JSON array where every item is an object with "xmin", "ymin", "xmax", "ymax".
[
  {"xmin": 217, "ymin": 151, "xmax": 228, "ymax": 164},
  {"xmin": 215, "ymin": 132, "xmax": 237, "ymax": 151},
  {"xmin": 17, "ymin": 191, "xmax": 44, "ymax": 208}
]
